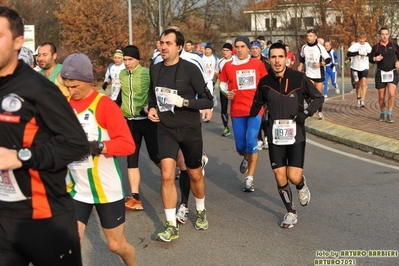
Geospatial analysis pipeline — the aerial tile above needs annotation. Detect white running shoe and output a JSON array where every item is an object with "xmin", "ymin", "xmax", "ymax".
[
  {"xmin": 335, "ymin": 87, "xmax": 340, "ymax": 94},
  {"xmin": 262, "ymin": 140, "xmax": 268, "ymax": 150},
  {"xmin": 318, "ymin": 112, "xmax": 324, "ymax": 120},
  {"xmin": 176, "ymin": 204, "xmax": 189, "ymax": 224},
  {"xmin": 243, "ymin": 177, "xmax": 254, "ymax": 192},
  {"xmin": 257, "ymin": 140, "xmax": 263, "ymax": 150},
  {"xmin": 280, "ymin": 212, "xmax": 298, "ymax": 229},
  {"xmin": 298, "ymin": 175, "xmax": 311, "ymax": 206}
]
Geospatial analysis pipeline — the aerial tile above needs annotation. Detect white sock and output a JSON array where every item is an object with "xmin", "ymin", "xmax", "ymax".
[
  {"xmin": 246, "ymin": 175, "xmax": 253, "ymax": 180},
  {"xmin": 165, "ymin": 208, "xmax": 176, "ymax": 226},
  {"xmin": 195, "ymin": 197, "xmax": 205, "ymax": 211}
]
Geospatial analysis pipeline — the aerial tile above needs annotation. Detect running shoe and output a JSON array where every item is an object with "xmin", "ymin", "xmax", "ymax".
[
  {"xmin": 222, "ymin": 127, "xmax": 231, "ymax": 137},
  {"xmin": 356, "ymin": 99, "xmax": 361, "ymax": 108},
  {"xmin": 262, "ymin": 139, "xmax": 269, "ymax": 150},
  {"xmin": 239, "ymin": 157, "xmax": 248, "ymax": 174},
  {"xmin": 318, "ymin": 112, "xmax": 324, "ymax": 120},
  {"xmin": 125, "ymin": 196, "xmax": 143, "ymax": 211},
  {"xmin": 280, "ymin": 212, "xmax": 298, "ymax": 229},
  {"xmin": 335, "ymin": 87, "xmax": 340, "ymax": 94},
  {"xmin": 297, "ymin": 175, "xmax": 311, "ymax": 206},
  {"xmin": 379, "ymin": 113, "xmax": 385, "ymax": 122},
  {"xmin": 157, "ymin": 221, "xmax": 179, "ymax": 242},
  {"xmin": 360, "ymin": 100, "xmax": 365, "ymax": 108},
  {"xmin": 257, "ymin": 140, "xmax": 263, "ymax": 150},
  {"xmin": 243, "ymin": 177, "xmax": 255, "ymax": 192},
  {"xmin": 387, "ymin": 114, "xmax": 394, "ymax": 123},
  {"xmin": 201, "ymin": 151, "xmax": 208, "ymax": 176},
  {"xmin": 176, "ymin": 204, "xmax": 189, "ymax": 224},
  {"xmin": 195, "ymin": 209, "xmax": 208, "ymax": 230}
]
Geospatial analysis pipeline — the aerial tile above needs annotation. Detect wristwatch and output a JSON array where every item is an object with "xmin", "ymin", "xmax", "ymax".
[
  {"xmin": 183, "ymin": 99, "xmax": 189, "ymax": 107},
  {"xmin": 98, "ymin": 141, "xmax": 105, "ymax": 153},
  {"xmin": 17, "ymin": 148, "xmax": 32, "ymax": 168},
  {"xmin": 303, "ymin": 110, "xmax": 309, "ymax": 116}
]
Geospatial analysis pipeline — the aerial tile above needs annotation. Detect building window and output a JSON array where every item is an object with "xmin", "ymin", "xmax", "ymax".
[
  {"xmin": 265, "ymin": 18, "xmax": 277, "ymax": 30},
  {"xmin": 290, "ymin": 18, "xmax": 301, "ymax": 29},
  {"xmin": 304, "ymin": 17, "xmax": 314, "ymax": 27}
]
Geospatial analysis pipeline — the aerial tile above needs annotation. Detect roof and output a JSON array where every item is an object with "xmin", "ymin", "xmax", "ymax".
[{"xmin": 244, "ymin": 0, "xmax": 328, "ymax": 12}]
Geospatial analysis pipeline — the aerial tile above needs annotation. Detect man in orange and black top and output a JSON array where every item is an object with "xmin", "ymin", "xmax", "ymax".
[{"xmin": 0, "ymin": 7, "xmax": 90, "ymax": 266}]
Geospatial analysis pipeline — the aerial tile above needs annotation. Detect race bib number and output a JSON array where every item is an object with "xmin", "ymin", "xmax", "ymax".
[
  {"xmin": 272, "ymin": 120, "xmax": 296, "ymax": 145},
  {"xmin": 381, "ymin": 70, "xmax": 394, "ymax": 83},
  {"xmin": 236, "ymin": 69, "xmax": 256, "ymax": 90},
  {"xmin": 155, "ymin": 87, "xmax": 178, "ymax": 113},
  {"xmin": 68, "ymin": 155, "xmax": 94, "ymax": 170},
  {"xmin": 0, "ymin": 170, "xmax": 27, "ymax": 202},
  {"xmin": 111, "ymin": 85, "xmax": 121, "ymax": 99}
]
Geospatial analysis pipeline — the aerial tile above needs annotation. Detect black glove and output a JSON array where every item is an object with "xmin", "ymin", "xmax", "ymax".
[
  {"xmin": 89, "ymin": 141, "xmax": 101, "ymax": 155},
  {"xmin": 293, "ymin": 112, "xmax": 308, "ymax": 124},
  {"xmin": 102, "ymin": 82, "xmax": 108, "ymax": 91}
]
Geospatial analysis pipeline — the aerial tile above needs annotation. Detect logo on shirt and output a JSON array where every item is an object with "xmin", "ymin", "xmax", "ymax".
[{"xmin": 2, "ymin": 93, "xmax": 23, "ymax": 112}]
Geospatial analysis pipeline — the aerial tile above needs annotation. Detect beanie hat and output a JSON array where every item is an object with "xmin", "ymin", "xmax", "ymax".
[
  {"xmin": 18, "ymin": 46, "xmax": 34, "ymax": 66},
  {"xmin": 123, "ymin": 45, "xmax": 140, "ymax": 60},
  {"xmin": 234, "ymin": 36, "xmax": 250, "ymax": 49},
  {"xmin": 114, "ymin": 48, "xmax": 123, "ymax": 57},
  {"xmin": 222, "ymin": 43, "xmax": 233, "ymax": 51},
  {"xmin": 250, "ymin": 41, "xmax": 262, "ymax": 49},
  {"xmin": 200, "ymin": 42, "xmax": 207, "ymax": 47},
  {"xmin": 61, "ymin": 53, "xmax": 94, "ymax": 83},
  {"xmin": 205, "ymin": 43, "xmax": 213, "ymax": 50}
]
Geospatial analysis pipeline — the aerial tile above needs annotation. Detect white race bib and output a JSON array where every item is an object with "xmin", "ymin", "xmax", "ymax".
[
  {"xmin": 381, "ymin": 70, "xmax": 394, "ymax": 83},
  {"xmin": 272, "ymin": 119, "xmax": 297, "ymax": 145},
  {"xmin": 0, "ymin": 170, "xmax": 28, "ymax": 202},
  {"xmin": 155, "ymin": 87, "xmax": 178, "ymax": 113},
  {"xmin": 236, "ymin": 69, "xmax": 256, "ymax": 90},
  {"xmin": 68, "ymin": 156, "xmax": 94, "ymax": 170}
]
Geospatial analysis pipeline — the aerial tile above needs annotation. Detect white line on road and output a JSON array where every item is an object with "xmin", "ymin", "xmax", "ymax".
[{"xmin": 307, "ymin": 139, "xmax": 399, "ymax": 171}]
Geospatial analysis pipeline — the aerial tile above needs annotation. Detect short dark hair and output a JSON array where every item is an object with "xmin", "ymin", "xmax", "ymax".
[
  {"xmin": 185, "ymin": 40, "xmax": 193, "ymax": 45},
  {"xmin": 39, "ymin": 42, "xmax": 57, "ymax": 54},
  {"xmin": 269, "ymin": 43, "xmax": 286, "ymax": 57},
  {"xmin": 306, "ymin": 29, "xmax": 317, "ymax": 35},
  {"xmin": 161, "ymin": 28, "xmax": 185, "ymax": 48},
  {"xmin": 0, "ymin": 7, "xmax": 24, "ymax": 39},
  {"xmin": 379, "ymin": 27, "xmax": 389, "ymax": 34},
  {"xmin": 257, "ymin": 36, "xmax": 265, "ymax": 41}
]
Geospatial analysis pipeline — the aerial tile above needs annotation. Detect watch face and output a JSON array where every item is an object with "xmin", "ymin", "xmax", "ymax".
[
  {"xmin": 98, "ymin": 142, "xmax": 104, "ymax": 149},
  {"xmin": 18, "ymin": 148, "xmax": 32, "ymax": 161}
]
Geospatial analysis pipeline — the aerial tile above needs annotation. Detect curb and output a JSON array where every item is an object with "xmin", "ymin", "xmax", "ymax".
[{"xmin": 305, "ymin": 117, "xmax": 399, "ymax": 162}]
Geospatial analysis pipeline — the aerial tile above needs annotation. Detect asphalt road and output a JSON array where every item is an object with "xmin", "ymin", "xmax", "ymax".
[{"xmin": 81, "ymin": 105, "xmax": 399, "ymax": 266}]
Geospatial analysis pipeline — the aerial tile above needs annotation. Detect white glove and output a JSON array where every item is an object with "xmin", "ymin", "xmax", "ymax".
[{"xmin": 166, "ymin": 93, "xmax": 184, "ymax": 107}]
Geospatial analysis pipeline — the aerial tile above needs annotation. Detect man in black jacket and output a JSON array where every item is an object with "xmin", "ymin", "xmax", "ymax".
[
  {"xmin": 0, "ymin": 7, "xmax": 90, "ymax": 266},
  {"xmin": 250, "ymin": 43, "xmax": 324, "ymax": 229}
]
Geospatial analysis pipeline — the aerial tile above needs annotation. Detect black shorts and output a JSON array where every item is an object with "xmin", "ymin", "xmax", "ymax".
[
  {"xmin": 158, "ymin": 123, "xmax": 203, "ymax": 169},
  {"xmin": 268, "ymin": 141, "xmax": 306, "ymax": 169},
  {"xmin": 74, "ymin": 199, "xmax": 125, "ymax": 229},
  {"xmin": 353, "ymin": 69, "xmax": 369, "ymax": 80},
  {"xmin": 375, "ymin": 69, "xmax": 399, "ymax": 89},
  {"xmin": 0, "ymin": 211, "xmax": 82, "ymax": 266},
  {"xmin": 126, "ymin": 118, "xmax": 160, "ymax": 168}
]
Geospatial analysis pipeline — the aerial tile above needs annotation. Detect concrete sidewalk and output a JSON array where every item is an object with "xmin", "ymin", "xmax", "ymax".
[{"xmin": 305, "ymin": 89, "xmax": 399, "ymax": 161}]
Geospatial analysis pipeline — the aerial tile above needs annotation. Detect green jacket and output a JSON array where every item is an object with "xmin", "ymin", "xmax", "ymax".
[{"xmin": 119, "ymin": 65, "xmax": 150, "ymax": 118}]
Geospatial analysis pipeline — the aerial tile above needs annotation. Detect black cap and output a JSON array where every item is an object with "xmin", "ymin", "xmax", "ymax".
[{"xmin": 222, "ymin": 43, "xmax": 233, "ymax": 51}]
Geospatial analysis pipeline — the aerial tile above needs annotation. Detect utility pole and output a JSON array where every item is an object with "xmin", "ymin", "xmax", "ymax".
[
  {"xmin": 159, "ymin": 0, "xmax": 163, "ymax": 36},
  {"xmin": 128, "ymin": 0, "xmax": 133, "ymax": 44}
]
